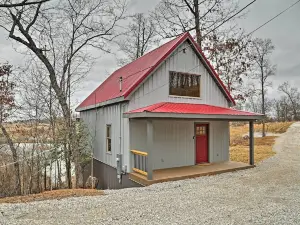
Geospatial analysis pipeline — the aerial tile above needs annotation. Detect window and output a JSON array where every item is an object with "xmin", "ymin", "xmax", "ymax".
[
  {"xmin": 196, "ymin": 126, "xmax": 206, "ymax": 136},
  {"xmin": 106, "ymin": 125, "xmax": 111, "ymax": 152},
  {"xmin": 169, "ymin": 71, "xmax": 201, "ymax": 97}
]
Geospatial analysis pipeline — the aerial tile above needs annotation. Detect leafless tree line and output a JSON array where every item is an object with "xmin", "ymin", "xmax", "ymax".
[{"xmin": 0, "ymin": 0, "xmax": 126, "ymax": 196}]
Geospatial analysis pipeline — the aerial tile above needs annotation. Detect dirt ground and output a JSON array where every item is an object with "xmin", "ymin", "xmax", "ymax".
[
  {"xmin": 0, "ymin": 189, "xmax": 103, "ymax": 204},
  {"xmin": 1, "ymin": 123, "xmax": 299, "ymax": 225}
]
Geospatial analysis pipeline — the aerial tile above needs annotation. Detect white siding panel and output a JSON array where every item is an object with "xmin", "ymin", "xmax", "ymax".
[
  {"xmin": 80, "ymin": 103, "xmax": 131, "ymax": 169},
  {"xmin": 129, "ymin": 120, "xmax": 147, "ymax": 151},
  {"xmin": 208, "ymin": 121, "xmax": 230, "ymax": 163},
  {"xmin": 152, "ymin": 120, "xmax": 195, "ymax": 170},
  {"xmin": 128, "ymin": 41, "xmax": 229, "ymax": 111}
]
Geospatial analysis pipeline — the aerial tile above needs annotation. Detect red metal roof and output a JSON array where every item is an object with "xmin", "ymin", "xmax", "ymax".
[
  {"xmin": 77, "ymin": 32, "xmax": 235, "ymax": 110},
  {"xmin": 125, "ymin": 102, "xmax": 262, "ymax": 116}
]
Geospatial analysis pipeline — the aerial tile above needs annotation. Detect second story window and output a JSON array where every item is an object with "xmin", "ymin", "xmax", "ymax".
[{"xmin": 169, "ymin": 71, "xmax": 201, "ymax": 98}]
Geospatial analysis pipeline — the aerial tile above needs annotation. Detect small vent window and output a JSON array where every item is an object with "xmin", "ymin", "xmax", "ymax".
[
  {"xmin": 169, "ymin": 71, "xmax": 201, "ymax": 97},
  {"xmin": 106, "ymin": 125, "xmax": 111, "ymax": 152}
]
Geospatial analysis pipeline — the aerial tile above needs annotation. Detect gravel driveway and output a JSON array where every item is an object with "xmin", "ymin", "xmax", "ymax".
[{"xmin": 1, "ymin": 123, "xmax": 300, "ymax": 225}]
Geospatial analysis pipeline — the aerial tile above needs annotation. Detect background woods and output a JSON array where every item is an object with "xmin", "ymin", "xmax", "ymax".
[{"xmin": 0, "ymin": 0, "xmax": 298, "ymax": 197}]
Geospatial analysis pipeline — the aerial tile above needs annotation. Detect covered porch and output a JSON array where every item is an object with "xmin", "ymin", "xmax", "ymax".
[
  {"xmin": 124, "ymin": 102, "xmax": 263, "ymax": 185},
  {"xmin": 129, "ymin": 161, "xmax": 254, "ymax": 186}
]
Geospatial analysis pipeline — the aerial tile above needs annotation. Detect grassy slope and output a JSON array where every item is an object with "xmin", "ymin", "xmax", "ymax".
[{"xmin": 230, "ymin": 122, "xmax": 293, "ymax": 163}]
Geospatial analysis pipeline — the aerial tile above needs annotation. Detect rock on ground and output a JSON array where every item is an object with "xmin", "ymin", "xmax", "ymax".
[{"xmin": 1, "ymin": 123, "xmax": 300, "ymax": 225}]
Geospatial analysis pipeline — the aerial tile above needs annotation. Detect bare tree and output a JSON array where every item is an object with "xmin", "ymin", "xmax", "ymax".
[
  {"xmin": 0, "ymin": 0, "xmax": 49, "ymax": 8},
  {"xmin": 151, "ymin": 0, "xmax": 255, "ymax": 102},
  {"xmin": 72, "ymin": 120, "xmax": 91, "ymax": 188},
  {"xmin": 251, "ymin": 38, "xmax": 276, "ymax": 137},
  {"xmin": 272, "ymin": 96, "xmax": 292, "ymax": 122},
  {"xmin": 0, "ymin": 63, "xmax": 21, "ymax": 195},
  {"xmin": 278, "ymin": 82, "xmax": 300, "ymax": 121},
  {"xmin": 117, "ymin": 13, "xmax": 159, "ymax": 65},
  {"xmin": 0, "ymin": 0, "xmax": 127, "ymax": 188},
  {"xmin": 206, "ymin": 31, "xmax": 254, "ymax": 100},
  {"xmin": 151, "ymin": 0, "xmax": 241, "ymax": 47}
]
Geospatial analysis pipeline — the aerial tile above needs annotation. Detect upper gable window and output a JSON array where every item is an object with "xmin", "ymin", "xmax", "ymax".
[{"xmin": 169, "ymin": 71, "xmax": 201, "ymax": 98}]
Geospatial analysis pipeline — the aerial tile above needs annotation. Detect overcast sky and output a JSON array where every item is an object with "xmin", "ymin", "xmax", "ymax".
[{"xmin": 0, "ymin": 0, "xmax": 299, "ymax": 109}]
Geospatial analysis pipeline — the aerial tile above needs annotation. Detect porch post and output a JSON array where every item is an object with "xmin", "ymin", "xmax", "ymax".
[
  {"xmin": 249, "ymin": 121, "xmax": 254, "ymax": 165},
  {"xmin": 146, "ymin": 119, "xmax": 153, "ymax": 180}
]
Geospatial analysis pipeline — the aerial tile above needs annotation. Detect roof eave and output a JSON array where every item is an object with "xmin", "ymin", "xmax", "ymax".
[
  {"xmin": 123, "ymin": 33, "xmax": 190, "ymax": 99},
  {"xmin": 123, "ymin": 112, "xmax": 264, "ymax": 121},
  {"xmin": 76, "ymin": 96, "xmax": 126, "ymax": 112}
]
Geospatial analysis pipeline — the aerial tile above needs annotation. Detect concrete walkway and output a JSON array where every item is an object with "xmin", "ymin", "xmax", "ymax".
[{"xmin": 1, "ymin": 123, "xmax": 300, "ymax": 225}]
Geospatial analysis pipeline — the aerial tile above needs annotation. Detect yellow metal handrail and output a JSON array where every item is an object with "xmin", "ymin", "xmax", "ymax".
[
  {"xmin": 131, "ymin": 150, "xmax": 148, "ymax": 176},
  {"xmin": 132, "ymin": 168, "xmax": 147, "ymax": 176},
  {"xmin": 131, "ymin": 150, "xmax": 148, "ymax": 156}
]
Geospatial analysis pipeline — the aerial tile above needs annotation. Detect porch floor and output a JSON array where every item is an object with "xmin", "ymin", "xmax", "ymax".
[{"xmin": 129, "ymin": 161, "xmax": 254, "ymax": 186}]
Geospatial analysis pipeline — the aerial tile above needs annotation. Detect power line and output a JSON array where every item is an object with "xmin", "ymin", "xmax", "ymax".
[
  {"xmin": 122, "ymin": 42, "xmax": 196, "ymax": 81},
  {"xmin": 246, "ymin": 0, "xmax": 300, "ymax": 37},
  {"xmin": 203, "ymin": 0, "xmax": 300, "ymax": 51},
  {"xmin": 203, "ymin": 0, "xmax": 258, "ymax": 38}
]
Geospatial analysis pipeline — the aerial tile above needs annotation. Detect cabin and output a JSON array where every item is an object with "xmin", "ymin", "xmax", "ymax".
[{"xmin": 76, "ymin": 32, "xmax": 263, "ymax": 189}]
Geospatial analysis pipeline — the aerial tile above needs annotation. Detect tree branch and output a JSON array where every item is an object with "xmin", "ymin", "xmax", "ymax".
[
  {"xmin": 26, "ymin": 2, "xmax": 42, "ymax": 32},
  {"xmin": 183, "ymin": 0, "xmax": 195, "ymax": 15},
  {"xmin": 0, "ymin": 0, "xmax": 49, "ymax": 8}
]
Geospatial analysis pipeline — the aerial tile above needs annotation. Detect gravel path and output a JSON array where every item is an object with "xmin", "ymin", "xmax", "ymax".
[{"xmin": 1, "ymin": 123, "xmax": 300, "ymax": 225}]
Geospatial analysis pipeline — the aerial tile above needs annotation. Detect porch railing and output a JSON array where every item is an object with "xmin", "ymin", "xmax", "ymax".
[{"xmin": 131, "ymin": 150, "xmax": 148, "ymax": 176}]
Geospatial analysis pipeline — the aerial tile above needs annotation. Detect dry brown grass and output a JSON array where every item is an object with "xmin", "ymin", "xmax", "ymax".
[
  {"xmin": 0, "ymin": 189, "xmax": 104, "ymax": 204},
  {"xmin": 0, "ymin": 123, "xmax": 52, "ymax": 143},
  {"xmin": 230, "ymin": 137, "xmax": 276, "ymax": 163},
  {"xmin": 255, "ymin": 122, "xmax": 294, "ymax": 134},
  {"xmin": 230, "ymin": 122, "xmax": 293, "ymax": 164}
]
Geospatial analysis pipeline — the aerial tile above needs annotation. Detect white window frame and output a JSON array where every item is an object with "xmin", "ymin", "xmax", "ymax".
[{"xmin": 169, "ymin": 71, "xmax": 201, "ymax": 98}]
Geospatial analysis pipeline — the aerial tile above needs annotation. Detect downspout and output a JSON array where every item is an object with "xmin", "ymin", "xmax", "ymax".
[
  {"xmin": 117, "ymin": 76, "xmax": 124, "ymax": 184},
  {"xmin": 116, "ymin": 102, "xmax": 122, "ymax": 183}
]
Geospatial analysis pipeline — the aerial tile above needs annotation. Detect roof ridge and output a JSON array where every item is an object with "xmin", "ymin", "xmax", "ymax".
[{"xmin": 114, "ymin": 33, "xmax": 187, "ymax": 75}]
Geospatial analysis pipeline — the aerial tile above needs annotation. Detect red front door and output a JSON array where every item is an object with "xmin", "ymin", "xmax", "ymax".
[{"xmin": 195, "ymin": 124, "xmax": 208, "ymax": 163}]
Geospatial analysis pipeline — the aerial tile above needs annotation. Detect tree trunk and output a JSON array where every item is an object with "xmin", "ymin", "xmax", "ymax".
[
  {"xmin": 261, "ymin": 66, "xmax": 266, "ymax": 137},
  {"xmin": 36, "ymin": 147, "xmax": 41, "ymax": 193},
  {"xmin": 75, "ymin": 164, "xmax": 83, "ymax": 188},
  {"xmin": 0, "ymin": 124, "xmax": 22, "ymax": 195},
  {"xmin": 49, "ymin": 158, "xmax": 53, "ymax": 191},
  {"xmin": 57, "ymin": 154, "xmax": 62, "ymax": 188},
  {"xmin": 44, "ymin": 162, "xmax": 47, "ymax": 191},
  {"xmin": 63, "ymin": 142, "xmax": 72, "ymax": 188},
  {"xmin": 194, "ymin": 0, "xmax": 202, "ymax": 48}
]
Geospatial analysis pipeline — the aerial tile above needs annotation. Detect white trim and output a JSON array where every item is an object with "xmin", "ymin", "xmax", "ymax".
[
  {"xmin": 76, "ymin": 96, "xmax": 125, "ymax": 112},
  {"xmin": 126, "ymin": 37, "xmax": 232, "ymax": 105},
  {"xmin": 169, "ymin": 71, "xmax": 201, "ymax": 98},
  {"xmin": 186, "ymin": 39, "xmax": 233, "ymax": 105},
  {"xmin": 168, "ymin": 95, "xmax": 202, "ymax": 100},
  {"xmin": 106, "ymin": 124, "xmax": 112, "ymax": 153},
  {"xmin": 124, "ymin": 112, "xmax": 263, "ymax": 121}
]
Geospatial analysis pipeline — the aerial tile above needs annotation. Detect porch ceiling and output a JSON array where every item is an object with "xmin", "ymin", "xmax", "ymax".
[{"xmin": 124, "ymin": 102, "xmax": 264, "ymax": 121}]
